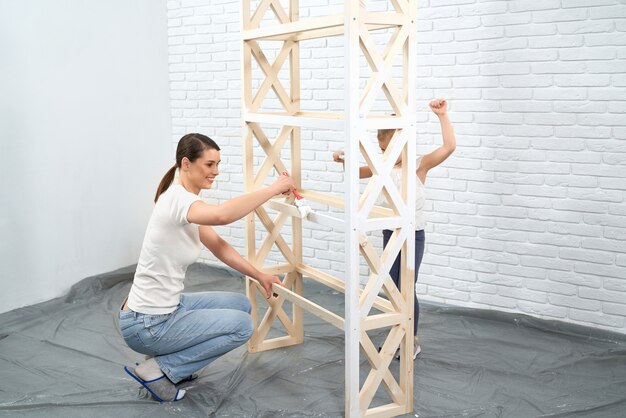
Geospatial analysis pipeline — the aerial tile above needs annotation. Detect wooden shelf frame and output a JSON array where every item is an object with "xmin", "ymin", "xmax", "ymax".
[{"xmin": 242, "ymin": 1, "xmax": 417, "ymax": 417}]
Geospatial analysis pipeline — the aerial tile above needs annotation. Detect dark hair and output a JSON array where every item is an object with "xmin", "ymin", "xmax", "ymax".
[{"xmin": 155, "ymin": 133, "xmax": 220, "ymax": 202}]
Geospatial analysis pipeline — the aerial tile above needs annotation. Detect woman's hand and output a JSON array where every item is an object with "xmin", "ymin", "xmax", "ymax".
[
  {"xmin": 271, "ymin": 172, "xmax": 295, "ymax": 196},
  {"xmin": 429, "ymin": 98, "xmax": 448, "ymax": 117},
  {"xmin": 257, "ymin": 272, "xmax": 283, "ymax": 299}
]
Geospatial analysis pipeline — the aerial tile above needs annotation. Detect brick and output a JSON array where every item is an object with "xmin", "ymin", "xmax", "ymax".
[
  {"xmin": 589, "ymin": 88, "xmax": 626, "ymax": 100},
  {"xmin": 568, "ymin": 188, "xmax": 623, "ymax": 203},
  {"xmin": 518, "ymin": 301, "xmax": 567, "ymax": 318},
  {"xmin": 555, "ymin": 74, "xmax": 611, "ymax": 87},
  {"xmin": 448, "ymin": 214, "xmax": 496, "ymax": 228},
  {"xmin": 501, "ymin": 100, "xmax": 551, "ymax": 112},
  {"xmin": 585, "ymin": 32, "xmax": 626, "ymax": 47},
  {"xmin": 590, "ymin": 6, "xmax": 626, "ymax": 19},
  {"xmin": 560, "ymin": 248, "xmax": 614, "ymax": 265},
  {"xmin": 559, "ymin": 46, "xmax": 615, "ymax": 60},
  {"xmin": 496, "ymin": 218, "xmax": 547, "ymax": 233},
  {"xmin": 604, "ymin": 227, "xmax": 626, "ymax": 240},
  {"xmin": 575, "ymin": 262, "xmax": 626, "ymax": 279},
  {"xmin": 458, "ymin": 236, "xmax": 504, "ymax": 251},
  {"xmin": 428, "ymin": 287, "xmax": 471, "ymax": 301},
  {"xmin": 549, "ymin": 270, "xmax": 602, "ymax": 288},
  {"xmin": 478, "ymin": 205, "xmax": 527, "ymax": 219},
  {"xmin": 604, "ymin": 278, "xmax": 626, "ymax": 292},
  {"xmin": 528, "ymin": 232, "xmax": 581, "ymax": 248},
  {"xmin": 521, "ymin": 255, "xmax": 574, "ymax": 271},
  {"xmin": 549, "ymin": 294, "xmax": 602, "ymax": 311},
  {"xmin": 528, "ymin": 208, "xmax": 583, "ymax": 223},
  {"xmin": 477, "ymin": 273, "xmax": 522, "ymax": 287},
  {"xmin": 505, "ymin": 242, "xmax": 560, "ymax": 258},
  {"xmin": 598, "ymin": 177, "xmax": 626, "ymax": 190},
  {"xmin": 500, "ymin": 75, "xmax": 553, "ymax": 88},
  {"xmin": 582, "ymin": 238, "xmax": 626, "ymax": 253},
  {"xmin": 504, "ymin": 49, "xmax": 559, "ymax": 62},
  {"xmin": 450, "ymin": 258, "xmax": 497, "ymax": 273},
  {"xmin": 525, "ymin": 278, "xmax": 577, "ymax": 296},
  {"xmin": 572, "ymin": 164, "xmax": 626, "ymax": 177},
  {"xmin": 498, "ymin": 264, "xmax": 546, "ymax": 279},
  {"xmin": 532, "ymin": 61, "xmax": 587, "ymax": 75},
  {"xmin": 498, "ymin": 286, "xmax": 547, "ymax": 303},
  {"xmin": 562, "ymin": 0, "xmax": 617, "ymax": 7},
  {"xmin": 534, "ymin": 88, "xmax": 587, "ymax": 100},
  {"xmin": 434, "ymin": 16, "xmax": 481, "ymax": 31},
  {"xmin": 516, "ymin": 161, "xmax": 570, "ymax": 174},
  {"xmin": 483, "ymin": 88, "xmax": 533, "ymax": 100},
  {"xmin": 568, "ymin": 309, "xmax": 624, "ymax": 328},
  {"xmin": 555, "ymin": 126, "xmax": 611, "ymax": 139},
  {"xmin": 603, "ymin": 302, "xmax": 626, "ymax": 317},
  {"xmin": 470, "ymin": 293, "xmax": 517, "ymax": 309},
  {"xmin": 460, "ymin": 2, "xmax": 508, "ymax": 16},
  {"xmin": 528, "ymin": 35, "xmax": 584, "ymax": 49}
]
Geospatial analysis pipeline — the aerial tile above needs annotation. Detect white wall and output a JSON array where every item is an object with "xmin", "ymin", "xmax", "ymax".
[
  {"xmin": 0, "ymin": 0, "xmax": 171, "ymax": 313},
  {"xmin": 167, "ymin": 0, "xmax": 626, "ymax": 334}
]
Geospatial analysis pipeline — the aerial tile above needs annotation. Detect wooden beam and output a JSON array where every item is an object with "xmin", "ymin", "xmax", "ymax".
[
  {"xmin": 243, "ymin": 110, "xmax": 344, "ymax": 130},
  {"xmin": 272, "ymin": 283, "xmax": 345, "ymax": 330},
  {"xmin": 297, "ymin": 264, "xmax": 395, "ymax": 314}
]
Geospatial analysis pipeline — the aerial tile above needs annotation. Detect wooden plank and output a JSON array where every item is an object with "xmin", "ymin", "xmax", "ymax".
[
  {"xmin": 363, "ymin": 404, "xmax": 407, "ymax": 418},
  {"xmin": 243, "ymin": 14, "xmax": 343, "ymax": 41},
  {"xmin": 249, "ymin": 40, "xmax": 295, "ymax": 113},
  {"xmin": 265, "ymin": 199, "xmax": 302, "ymax": 217},
  {"xmin": 296, "ymin": 264, "xmax": 395, "ymax": 314},
  {"xmin": 255, "ymin": 206, "xmax": 297, "ymax": 265},
  {"xmin": 362, "ymin": 312, "xmax": 403, "ymax": 330},
  {"xmin": 359, "ymin": 329, "xmax": 405, "ymax": 412},
  {"xmin": 360, "ymin": 326, "xmax": 405, "ymax": 412},
  {"xmin": 243, "ymin": 111, "xmax": 344, "ymax": 130},
  {"xmin": 344, "ymin": 1, "xmax": 362, "ymax": 415},
  {"xmin": 260, "ymin": 263, "xmax": 294, "ymax": 275},
  {"xmin": 252, "ymin": 335, "xmax": 301, "ymax": 352},
  {"xmin": 250, "ymin": 0, "xmax": 272, "ymax": 29},
  {"xmin": 299, "ymin": 189, "xmax": 395, "ymax": 218},
  {"xmin": 272, "ymin": 284, "xmax": 345, "ymax": 330},
  {"xmin": 248, "ymin": 122, "xmax": 289, "ymax": 176},
  {"xmin": 254, "ymin": 126, "xmax": 292, "ymax": 189},
  {"xmin": 256, "ymin": 211, "xmax": 290, "ymax": 263}
]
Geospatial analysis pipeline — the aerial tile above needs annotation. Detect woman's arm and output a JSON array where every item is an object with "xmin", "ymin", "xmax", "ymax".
[
  {"xmin": 187, "ymin": 174, "xmax": 294, "ymax": 226},
  {"xmin": 417, "ymin": 99, "xmax": 456, "ymax": 183},
  {"xmin": 199, "ymin": 225, "xmax": 281, "ymax": 298}
]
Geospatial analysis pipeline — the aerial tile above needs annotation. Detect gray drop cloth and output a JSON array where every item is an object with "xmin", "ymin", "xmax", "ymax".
[{"xmin": 0, "ymin": 263, "xmax": 625, "ymax": 418}]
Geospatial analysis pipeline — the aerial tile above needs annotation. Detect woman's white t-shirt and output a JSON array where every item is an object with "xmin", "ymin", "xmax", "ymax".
[
  {"xmin": 127, "ymin": 184, "xmax": 203, "ymax": 314},
  {"xmin": 377, "ymin": 157, "xmax": 426, "ymax": 231}
]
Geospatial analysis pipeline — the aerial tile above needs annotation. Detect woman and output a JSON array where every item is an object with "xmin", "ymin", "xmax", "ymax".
[
  {"xmin": 333, "ymin": 99, "xmax": 456, "ymax": 358},
  {"xmin": 120, "ymin": 133, "xmax": 294, "ymax": 402}
]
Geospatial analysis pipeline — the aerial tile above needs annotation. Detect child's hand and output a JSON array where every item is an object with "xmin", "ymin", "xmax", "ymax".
[
  {"xmin": 429, "ymin": 99, "xmax": 448, "ymax": 116},
  {"xmin": 332, "ymin": 150, "xmax": 345, "ymax": 163}
]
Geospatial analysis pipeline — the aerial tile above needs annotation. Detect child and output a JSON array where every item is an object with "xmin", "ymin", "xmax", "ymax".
[{"xmin": 333, "ymin": 99, "xmax": 456, "ymax": 358}]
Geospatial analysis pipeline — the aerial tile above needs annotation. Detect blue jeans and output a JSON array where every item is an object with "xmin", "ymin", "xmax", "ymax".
[
  {"xmin": 382, "ymin": 229, "xmax": 425, "ymax": 335},
  {"xmin": 119, "ymin": 291, "xmax": 253, "ymax": 384}
]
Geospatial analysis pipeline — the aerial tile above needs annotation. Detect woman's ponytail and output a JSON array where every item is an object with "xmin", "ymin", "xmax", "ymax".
[{"xmin": 154, "ymin": 165, "xmax": 177, "ymax": 203}]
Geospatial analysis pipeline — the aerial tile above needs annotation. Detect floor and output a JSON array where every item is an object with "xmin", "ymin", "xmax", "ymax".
[{"xmin": 1, "ymin": 263, "xmax": 625, "ymax": 417}]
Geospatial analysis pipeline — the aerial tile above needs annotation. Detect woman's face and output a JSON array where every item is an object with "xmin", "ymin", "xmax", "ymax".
[{"xmin": 188, "ymin": 148, "xmax": 221, "ymax": 190}]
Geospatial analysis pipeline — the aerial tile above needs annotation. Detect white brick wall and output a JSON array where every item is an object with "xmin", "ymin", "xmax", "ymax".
[{"xmin": 168, "ymin": 0, "xmax": 626, "ymax": 334}]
